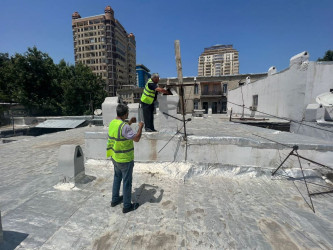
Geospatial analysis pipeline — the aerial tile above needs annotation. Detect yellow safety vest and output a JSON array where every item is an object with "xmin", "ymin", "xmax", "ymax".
[
  {"xmin": 140, "ymin": 78, "xmax": 156, "ymax": 104},
  {"xmin": 106, "ymin": 119, "xmax": 134, "ymax": 163}
]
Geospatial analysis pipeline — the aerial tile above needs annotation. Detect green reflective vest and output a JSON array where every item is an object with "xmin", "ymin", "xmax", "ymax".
[
  {"xmin": 140, "ymin": 79, "xmax": 156, "ymax": 104},
  {"xmin": 106, "ymin": 119, "xmax": 134, "ymax": 163}
]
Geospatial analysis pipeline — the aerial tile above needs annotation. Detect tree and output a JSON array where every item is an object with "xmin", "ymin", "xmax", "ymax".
[
  {"xmin": 61, "ymin": 63, "xmax": 107, "ymax": 116},
  {"xmin": 8, "ymin": 47, "xmax": 62, "ymax": 115},
  {"xmin": 317, "ymin": 50, "xmax": 333, "ymax": 61},
  {"xmin": 0, "ymin": 53, "xmax": 12, "ymax": 102},
  {"xmin": 0, "ymin": 47, "xmax": 107, "ymax": 117}
]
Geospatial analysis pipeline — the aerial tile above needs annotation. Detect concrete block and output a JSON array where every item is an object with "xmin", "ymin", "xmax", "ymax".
[
  {"xmin": 245, "ymin": 76, "xmax": 251, "ymax": 84},
  {"xmin": 128, "ymin": 103, "xmax": 139, "ymax": 122},
  {"xmin": 304, "ymin": 103, "xmax": 320, "ymax": 122},
  {"xmin": 290, "ymin": 51, "xmax": 309, "ymax": 67},
  {"xmin": 157, "ymin": 88, "xmax": 180, "ymax": 132},
  {"xmin": 58, "ymin": 145, "xmax": 85, "ymax": 183},
  {"xmin": 193, "ymin": 109, "xmax": 205, "ymax": 117},
  {"xmin": 102, "ymin": 97, "xmax": 118, "ymax": 127},
  {"xmin": 268, "ymin": 66, "xmax": 277, "ymax": 75}
]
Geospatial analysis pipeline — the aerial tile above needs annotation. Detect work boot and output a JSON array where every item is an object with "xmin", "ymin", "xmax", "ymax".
[
  {"xmin": 145, "ymin": 128, "xmax": 158, "ymax": 132},
  {"xmin": 111, "ymin": 195, "xmax": 123, "ymax": 207},
  {"xmin": 123, "ymin": 203, "xmax": 139, "ymax": 213}
]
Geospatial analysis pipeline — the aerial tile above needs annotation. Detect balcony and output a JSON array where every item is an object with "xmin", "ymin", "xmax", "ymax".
[{"xmin": 201, "ymin": 90, "xmax": 223, "ymax": 96}]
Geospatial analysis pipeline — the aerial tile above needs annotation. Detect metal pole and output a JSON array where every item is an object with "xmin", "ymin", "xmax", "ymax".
[
  {"xmin": 180, "ymin": 86, "xmax": 187, "ymax": 139},
  {"xmin": 240, "ymin": 85, "xmax": 245, "ymax": 119}
]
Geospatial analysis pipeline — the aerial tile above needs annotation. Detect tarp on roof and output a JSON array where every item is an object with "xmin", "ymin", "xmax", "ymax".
[{"xmin": 35, "ymin": 119, "xmax": 86, "ymax": 129}]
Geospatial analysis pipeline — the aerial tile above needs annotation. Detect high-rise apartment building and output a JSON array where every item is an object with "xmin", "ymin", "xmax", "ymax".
[
  {"xmin": 72, "ymin": 6, "xmax": 136, "ymax": 96},
  {"xmin": 198, "ymin": 45, "xmax": 239, "ymax": 76}
]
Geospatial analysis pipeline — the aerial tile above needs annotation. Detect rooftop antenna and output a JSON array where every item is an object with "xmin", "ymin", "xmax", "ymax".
[
  {"xmin": 158, "ymin": 40, "xmax": 197, "ymax": 161},
  {"xmin": 174, "ymin": 40, "xmax": 187, "ymax": 141}
]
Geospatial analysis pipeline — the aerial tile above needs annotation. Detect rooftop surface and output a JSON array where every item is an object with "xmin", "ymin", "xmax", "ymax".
[
  {"xmin": 152, "ymin": 114, "xmax": 333, "ymax": 151},
  {"xmin": 1, "ymin": 121, "xmax": 333, "ymax": 249}
]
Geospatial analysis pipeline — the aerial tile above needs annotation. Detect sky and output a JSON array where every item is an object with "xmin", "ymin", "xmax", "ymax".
[{"xmin": 1, "ymin": 0, "xmax": 332, "ymax": 78}]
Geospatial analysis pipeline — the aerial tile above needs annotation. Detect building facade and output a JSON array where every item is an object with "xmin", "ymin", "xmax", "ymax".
[
  {"xmin": 116, "ymin": 73, "xmax": 267, "ymax": 113},
  {"xmin": 159, "ymin": 74, "xmax": 267, "ymax": 114},
  {"xmin": 198, "ymin": 45, "xmax": 239, "ymax": 76},
  {"xmin": 136, "ymin": 64, "xmax": 151, "ymax": 88},
  {"xmin": 117, "ymin": 88, "xmax": 143, "ymax": 104},
  {"xmin": 72, "ymin": 6, "xmax": 136, "ymax": 96}
]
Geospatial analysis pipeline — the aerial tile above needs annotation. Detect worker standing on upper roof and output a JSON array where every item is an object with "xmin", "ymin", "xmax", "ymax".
[
  {"xmin": 106, "ymin": 103, "xmax": 144, "ymax": 213},
  {"xmin": 140, "ymin": 73, "xmax": 169, "ymax": 132}
]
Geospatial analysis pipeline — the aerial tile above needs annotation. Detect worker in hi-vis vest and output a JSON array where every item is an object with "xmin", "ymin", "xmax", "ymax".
[
  {"xmin": 140, "ymin": 73, "xmax": 169, "ymax": 132},
  {"xmin": 106, "ymin": 104, "xmax": 143, "ymax": 213}
]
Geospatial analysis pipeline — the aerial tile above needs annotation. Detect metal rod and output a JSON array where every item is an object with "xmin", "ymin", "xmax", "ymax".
[
  {"xmin": 290, "ymin": 153, "xmax": 333, "ymax": 171},
  {"xmin": 162, "ymin": 112, "xmax": 183, "ymax": 122},
  {"xmin": 164, "ymin": 83, "xmax": 198, "ymax": 87},
  {"xmin": 295, "ymin": 150, "xmax": 315, "ymax": 213},
  {"xmin": 158, "ymin": 121, "xmax": 187, "ymax": 154},
  {"xmin": 310, "ymin": 190, "xmax": 333, "ymax": 196},
  {"xmin": 180, "ymin": 86, "xmax": 187, "ymax": 140},
  {"xmin": 272, "ymin": 148, "xmax": 296, "ymax": 176}
]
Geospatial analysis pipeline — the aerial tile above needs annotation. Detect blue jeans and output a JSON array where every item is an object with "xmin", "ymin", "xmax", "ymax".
[{"xmin": 111, "ymin": 159, "xmax": 134, "ymax": 209}]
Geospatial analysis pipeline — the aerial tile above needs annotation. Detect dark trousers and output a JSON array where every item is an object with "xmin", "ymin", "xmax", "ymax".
[
  {"xmin": 111, "ymin": 159, "xmax": 134, "ymax": 209},
  {"xmin": 141, "ymin": 102, "xmax": 155, "ymax": 130}
]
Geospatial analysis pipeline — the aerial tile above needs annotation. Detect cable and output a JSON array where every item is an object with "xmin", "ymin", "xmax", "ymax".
[
  {"xmin": 227, "ymin": 100, "xmax": 333, "ymax": 134},
  {"xmin": 251, "ymin": 133, "xmax": 292, "ymax": 148},
  {"xmin": 157, "ymin": 120, "xmax": 188, "ymax": 154}
]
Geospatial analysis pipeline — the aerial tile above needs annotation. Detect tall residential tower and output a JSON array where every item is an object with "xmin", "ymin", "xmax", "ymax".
[
  {"xmin": 198, "ymin": 45, "xmax": 239, "ymax": 76},
  {"xmin": 72, "ymin": 6, "xmax": 136, "ymax": 96}
]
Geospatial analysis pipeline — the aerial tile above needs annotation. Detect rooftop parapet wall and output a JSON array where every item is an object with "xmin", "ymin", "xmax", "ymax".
[
  {"xmin": 85, "ymin": 125, "xmax": 333, "ymax": 168},
  {"xmin": 228, "ymin": 56, "xmax": 333, "ymax": 122}
]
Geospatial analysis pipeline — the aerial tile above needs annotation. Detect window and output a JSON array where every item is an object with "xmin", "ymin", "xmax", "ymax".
[
  {"xmin": 194, "ymin": 84, "xmax": 199, "ymax": 94},
  {"xmin": 223, "ymin": 83, "xmax": 228, "ymax": 94},
  {"xmin": 204, "ymin": 85, "xmax": 208, "ymax": 93},
  {"xmin": 194, "ymin": 100, "xmax": 199, "ymax": 109}
]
